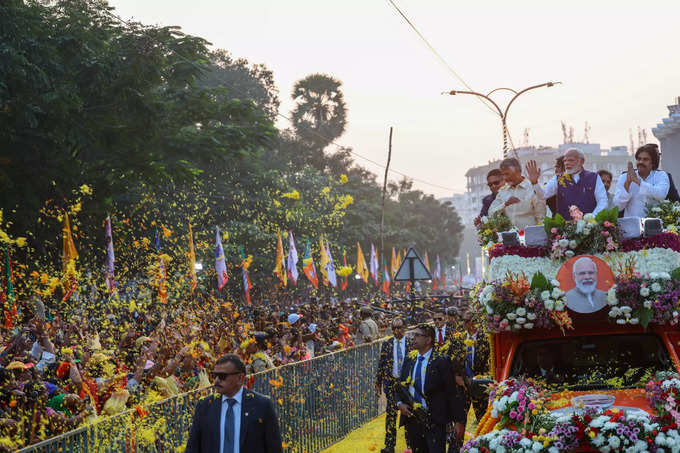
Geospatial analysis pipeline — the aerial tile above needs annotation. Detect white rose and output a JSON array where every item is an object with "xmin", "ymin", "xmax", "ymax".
[
  {"xmin": 524, "ymin": 322, "xmax": 534, "ymax": 329},
  {"xmin": 555, "ymin": 300, "xmax": 565, "ymax": 311},
  {"xmin": 544, "ymin": 300, "xmax": 555, "ymax": 310},
  {"xmin": 527, "ymin": 312, "xmax": 536, "ymax": 320},
  {"xmin": 568, "ymin": 240, "xmax": 578, "ymax": 249},
  {"xmin": 640, "ymin": 286, "xmax": 650, "ymax": 297},
  {"xmin": 558, "ymin": 239, "xmax": 569, "ymax": 248},
  {"xmin": 552, "ymin": 288, "xmax": 563, "ymax": 298},
  {"xmin": 507, "ymin": 313, "xmax": 517, "ymax": 320},
  {"xmin": 513, "ymin": 324, "xmax": 521, "ymax": 330},
  {"xmin": 660, "ymin": 272, "xmax": 671, "ymax": 280},
  {"xmin": 652, "ymin": 282, "xmax": 662, "ymax": 293},
  {"xmin": 516, "ymin": 307, "xmax": 526, "ymax": 316},
  {"xmin": 616, "ymin": 319, "xmax": 627, "ymax": 325},
  {"xmin": 644, "ymin": 300, "xmax": 652, "ymax": 309},
  {"xmin": 565, "ymin": 250, "xmax": 575, "ymax": 258},
  {"xmin": 516, "ymin": 317, "xmax": 526, "ymax": 324},
  {"xmin": 629, "ymin": 318, "xmax": 640, "ymax": 325},
  {"xmin": 541, "ymin": 290, "xmax": 551, "ymax": 301},
  {"xmin": 481, "ymin": 216, "xmax": 488, "ymax": 224},
  {"xmin": 608, "ymin": 309, "xmax": 618, "ymax": 318},
  {"xmin": 621, "ymin": 305, "xmax": 632, "ymax": 313}
]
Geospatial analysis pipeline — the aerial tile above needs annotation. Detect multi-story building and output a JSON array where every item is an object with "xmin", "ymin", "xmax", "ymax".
[{"xmin": 449, "ymin": 142, "xmax": 632, "ymax": 278}]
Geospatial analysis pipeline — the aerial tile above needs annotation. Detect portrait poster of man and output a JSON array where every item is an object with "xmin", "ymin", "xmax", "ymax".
[{"xmin": 556, "ymin": 255, "xmax": 614, "ymax": 314}]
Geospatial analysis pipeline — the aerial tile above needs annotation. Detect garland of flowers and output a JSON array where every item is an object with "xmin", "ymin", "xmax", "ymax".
[
  {"xmin": 606, "ymin": 268, "xmax": 680, "ymax": 327},
  {"xmin": 621, "ymin": 232, "xmax": 680, "ymax": 253},
  {"xmin": 477, "ymin": 212, "xmax": 514, "ymax": 248},
  {"xmin": 479, "ymin": 272, "xmax": 572, "ymax": 333},
  {"xmin": 488, "ymin": 243, "xmax": 549, "ymax": 261},
  {"xmin": 467, "ymin": 375, "xmax": 680, "ymax": 453}
]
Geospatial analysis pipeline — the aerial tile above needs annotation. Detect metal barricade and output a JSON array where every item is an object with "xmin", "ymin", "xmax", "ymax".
[{"xmin": 17, "ymin": 339, "xmax": 385, "ymax": 453}]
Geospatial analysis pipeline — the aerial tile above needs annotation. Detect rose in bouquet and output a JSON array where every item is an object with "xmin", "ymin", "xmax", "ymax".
[
  {"xmin": 477, "ymin": 211, "xmax": 513, "ymax": 248},
  {"xmin": 646, "ymin": 372, "xmax": 680, "ymax": 423},
  {"xmin": 489, "ymin": 378, "xmax": 544, "ymax": 427},
  {"xmin": 646, "ymin": 200, "xmax": 680, "ymax": 233},
  {"xmin": 543, "ymin": 207, "xmax": 621, "ymax": 259},
  {"xmin": 606, "ymin": 269, "xmax": 680, "ymax": 327}
]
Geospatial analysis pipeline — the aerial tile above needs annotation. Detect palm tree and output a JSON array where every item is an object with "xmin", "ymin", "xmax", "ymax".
[{"xmin": 290, "ymin": 74, "xmax": 347, "ymax": 149}]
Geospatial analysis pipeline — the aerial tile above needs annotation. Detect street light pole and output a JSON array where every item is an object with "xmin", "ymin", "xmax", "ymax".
[{"xmin": 444, "ymin": 82, "xmax": 561, "ymax": 158}]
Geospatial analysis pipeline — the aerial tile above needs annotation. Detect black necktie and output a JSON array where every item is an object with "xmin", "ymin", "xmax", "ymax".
[{"xmin": 223, "ymin": 398, "xmax": 237, "ymax": 453}]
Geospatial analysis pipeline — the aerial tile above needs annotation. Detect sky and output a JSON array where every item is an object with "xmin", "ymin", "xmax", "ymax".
[{"xmin": 108, "ymin": 0, "xmax": 680, "ymax": 198}]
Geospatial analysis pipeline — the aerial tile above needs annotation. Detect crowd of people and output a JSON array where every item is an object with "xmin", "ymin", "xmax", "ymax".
[
  {"xmin": 0, "ymin": 287, "xmax": 452, "ymax": 451},
  {"xmin": 477, "ymin": 143, "xmax": 677, "ymax": 229}
]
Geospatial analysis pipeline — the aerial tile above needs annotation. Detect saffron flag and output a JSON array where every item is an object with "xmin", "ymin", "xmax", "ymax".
[
  {"xmin": 319, "ymin": 237, "xmax": 330, "ymax": 286},
  {"xmin": 155, "ymin": 230, "xmax": 167, "ymax": 304},
  {"xmin": 287, "ymin": 231, "xmax": 299, "ymax": 285},
  {"xmin": 369, "ymin": 243, "xmax": 379, "ymax": 285},
  {"xmin": 239, "ymin": 247, "xmax": 253, "ymax": 304},
  {"xmin": 433, "ymin": 254, "xmax": 441, "ymax": 290},
  {"xmin": 325, "ymin": 242, "xmax": 337, "ymax": 288},
  {"xmin": 62, "ymin": 213, "xmax": 78, "ymax": 272},
  {"xmin": 356, "ymin": 242, "xmax": 368, "ymax": 283},
  {"xmin": 424, "ymin": 251, "xmax": 430, "ymax": 273},
  {"xmin": 273, "ymin": 231, "xmax": 287, "ymax": 287},
  {"xmin": 61, "ymin": 213, "xmax": 78, "ymax": 302},
  {"xmin": 302, "ymin": 239, "xmax": 319, "ymax": 289},
  {"xmin": 391, "ymin": 248, "xmax": 398, "ymax": 277},
  {"xmin": 340, "ymin": 248, "xmax": 349, "ymax": 291},
  {"xmin": 215, "ymin": 227, "xmax": 229, "ymax": 290},
  {"xmin": 188, "ymin": 223, "xmax": 197, "ymax": 292},
  {"xmin": 381, "ymin": 258, "xmax": 391, "ymax": 297},
  {"xmin": 2, "ymin": 245, "xmax": 16, "ymax": 329},
  {"xmin": 105, "ymin": 215, "xmax": 116, "ymax": 295}
]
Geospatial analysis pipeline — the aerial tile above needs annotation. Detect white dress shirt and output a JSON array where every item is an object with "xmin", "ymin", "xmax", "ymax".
[
  {"xmin": 392, "ymin": 337, "xmax": 406, "ymax": 378},
  {"xmin": 435, "ymin": 326, "xmax": 446, "ymax": 344},
  {"xmin": 409, "ymin": 348, "xmax": 432, "ymax": 409},
  {"xmin": 613, "ymin": 170, "xmax": 669, "ymax": 217},
  {"xmin": 219, "ymin": 387, "xmax": 243, "ymax": 453},
  {"xmin": 539, "ymin": 171, "xmax": 608, "ymax": 215},
  {"xmin": 488, "ymin": 178, "xmax": 546, "ymax": 230}
]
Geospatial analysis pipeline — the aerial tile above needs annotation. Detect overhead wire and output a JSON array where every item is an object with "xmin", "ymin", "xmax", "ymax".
[{"xmin": 100, "ymin": 7, "xmax": 460, "ymax": 193}]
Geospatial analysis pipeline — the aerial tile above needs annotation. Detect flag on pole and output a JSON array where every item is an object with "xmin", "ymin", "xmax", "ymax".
[
  {"xmin": 273, "ymin": 231, "xmax": 287, "ymax": 287},
  {"xmin": 325, "ymin": 242, "xmax": 337, "ymax": 288},
  {"xmin": 433, "ymin": 254, "xmax": 441, "ymax": 290},
  {"xmin": 319, "ymin": 237, "xmax": 330, "ymax": 286},
  {"xmin": 104, "ymin": 215, "xmax": 116, "ymax": 295},
  {"xmin": 61, "ymin": 213, "xmax": 78, "ymax": 302},
  {"xmin": 369, "ymin": 244, "xmax": 379, "ymax": 285},
  {"xmin": 239, "ymin": 247, "xmax": 253, "ymax": 304},
  {"xmin": 62, "ymin": 213, "xmax": 78, "ymax": 272},
  {"xmin": 391, "ymin": 248, "xmax": 398, "ymax": 277},
  {"xmin": 424, "ymin": 251, "xmax": 430, "ymax": 272},
  {"xmin": 215, "ymin": 227, "xmax": 229, "ymax": 290},
  {"xmin": 1, "ymin": 245, "xmax": 16, "ymax": 329},
  {"xmin": 155, "ymin": 230, "xmax": 167, "ymax": 304},
  {"xmin": 188, "ymin": 223, "xmax": 197, "ymax": 292},
  {"xmin": 381, "ymin": 258, "xmax": 391, "ymax": 297},
  {"xmin": 302, "ymin": 239, "xmax": 319, "ymax": 289},
  {"xmin": 356, "ymin": 242, "xmax": 368, "ymax": 283},
  {"xmin": 287, "ymin": 231, "xmax": 299, "ymax": 285},
  {"xmin": 340, "ymin": 248, "xmax": 349, "ymax": 291}
]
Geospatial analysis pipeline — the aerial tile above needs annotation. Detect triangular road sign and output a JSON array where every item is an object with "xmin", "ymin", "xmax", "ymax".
[{"xmin": 394, "ymin": 247, "xmax": 432, "ymax": 281}]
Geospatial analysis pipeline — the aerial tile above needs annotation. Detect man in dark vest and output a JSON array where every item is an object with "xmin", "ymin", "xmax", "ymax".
[{"xmin": 526, "ymin": 148, "xmax": 608, "ymax": 219}]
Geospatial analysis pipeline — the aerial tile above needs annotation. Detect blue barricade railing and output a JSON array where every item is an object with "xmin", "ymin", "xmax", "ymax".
[{"xmin": 17, "ymin": 339, "xmax": 385, "ymax": 453}]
